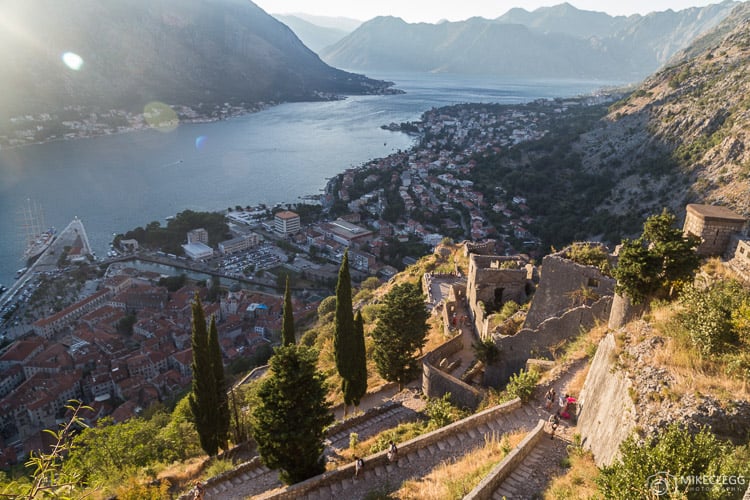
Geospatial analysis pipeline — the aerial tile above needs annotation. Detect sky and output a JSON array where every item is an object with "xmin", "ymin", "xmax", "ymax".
[{"xmin": 252, "ymin": 0, "xmax": 733, "ymax": 23}]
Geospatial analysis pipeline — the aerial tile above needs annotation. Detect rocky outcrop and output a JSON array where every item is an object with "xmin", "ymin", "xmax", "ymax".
[{"xmin": 579, "ymin": 322, "xmax": 750, "ymax": 467}]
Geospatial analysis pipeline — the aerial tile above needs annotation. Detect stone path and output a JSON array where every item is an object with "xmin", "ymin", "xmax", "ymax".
[
  {"xmin": 326, "ymin": 403, "xmax": 423, "ymax": 453},
  {"xmin": 492, "ymin": 434, "xmax": 570, "ymax": 499},
  {"xmin": 205, "ymin": 360, "xmax": 588, "ymax": 499},
  {"xmin": 283, "ymin": 409, "xmax": 537, "ymax": 500}
]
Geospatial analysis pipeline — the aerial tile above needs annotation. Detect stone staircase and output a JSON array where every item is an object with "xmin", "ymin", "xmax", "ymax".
[
  {"xmin": 248, "ymin": 399, "xmax": 550, "ymax": 499},
  {"xmin": 492, "ymin": 435, "xmax": 557, "ymax": 499},
  {"xmin": 198, "ymin": 401, "xmax": 422, "ymax": 499},
  {"xmin": 325, "ymin": 402, "xmax": 422, "ymax": 452}
]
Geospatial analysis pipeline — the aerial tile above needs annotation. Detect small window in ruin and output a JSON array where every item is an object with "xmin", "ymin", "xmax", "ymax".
[
  {"xmin": 587, "ymin": 278, "xmax": 599, "ymax": 288},
  {"xmin": 494, "ymin": 287, "xmax": 504, "ymax": 307},
  {"xmin": 741, "ymin": 247, "xmax": 745, "ymax": 255}
]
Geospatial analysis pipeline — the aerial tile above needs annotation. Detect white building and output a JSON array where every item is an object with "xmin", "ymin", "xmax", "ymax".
[
  {"xmin": 274, "ymin": 211, "xmax": 301, "ymax": 236},
  {"xmin": 182, "ymin": 242, "xmax": 213, "ymax": 260}
]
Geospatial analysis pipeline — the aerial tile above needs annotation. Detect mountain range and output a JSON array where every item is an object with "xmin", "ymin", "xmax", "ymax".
[
  {"xmin": 320, "ymin": 1, "xmax": 738, "ymax": 81},
  {"xmin": 0, "ymin": 0, "xmax": 392, "ymax": 120},
  {"xmin": 272, "ymin": 14, "xmax": 361, "ymax": 54},
  {"xmin": 557, "ymin": 0, "xmax": 750, "ymax": 237}
]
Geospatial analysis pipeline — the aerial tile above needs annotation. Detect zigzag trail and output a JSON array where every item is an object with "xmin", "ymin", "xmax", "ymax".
[{"xmin": 203, "ymin": 361, "xmax": 585, "ymax": 499}]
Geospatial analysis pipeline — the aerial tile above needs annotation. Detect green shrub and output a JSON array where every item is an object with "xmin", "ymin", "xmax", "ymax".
[
  {"xmin": 424, "ymin": 393, "xmax": 467, "ymax": 429},
  {"xmin": 598, "ymin": 424, "xmax": 750, "ymax": 500},
  {"xmin": 678, "ymin": 280, "xmax": 748, "ymax": 355},
  {"xmin": 505, "ymin": 368, "xmax": 540, "ymax": 403}
]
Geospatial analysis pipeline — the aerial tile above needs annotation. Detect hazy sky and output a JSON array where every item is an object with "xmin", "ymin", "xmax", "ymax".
[{"xmin": 252, "ymin": 0, "xmax": 733, "ymax": 23}]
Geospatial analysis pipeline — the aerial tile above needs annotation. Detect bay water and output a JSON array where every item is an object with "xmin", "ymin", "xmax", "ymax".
[{"xmin": 0, "ymin": 73, "xmax": 617, "ymax": 284}]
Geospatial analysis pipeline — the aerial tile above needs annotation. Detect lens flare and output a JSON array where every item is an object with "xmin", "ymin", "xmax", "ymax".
[
  {"xmin": 195, "ymin": 135, "xmax": 207, "ymax": 151},
  {"xmin": 62, "ymin": 52, "xmax": 84, "ymax": 71},
  {"xmin": 143, "ymin": 101, "xmax": 178, "ymax": 132}
]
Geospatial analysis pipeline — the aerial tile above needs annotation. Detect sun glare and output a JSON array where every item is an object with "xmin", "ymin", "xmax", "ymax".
[{"xmin": 62, "ymin": 52, "xmax": 84, "ymax": 71}]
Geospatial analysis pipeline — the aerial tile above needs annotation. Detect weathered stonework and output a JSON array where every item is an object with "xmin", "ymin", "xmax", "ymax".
[
  {"xmin": 466, "ymin": 254, "xmax": 529, "ymax": 340},
  {"xmin": 523, "ymin": 248, "xmax": 615, "ymax": 331},
  {"xmin": 683, "ymin": 203, "xmax": 747, "ymax": 256}
]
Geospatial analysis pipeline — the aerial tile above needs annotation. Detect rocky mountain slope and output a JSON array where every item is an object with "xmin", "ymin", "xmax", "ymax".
[
  {"xmin": 0, "ymin": 0, "xmax": 392, "ymax": 120},
  {"xmin": 273, "ymin": 14, "xmax": 356, "ymax": 53},
  {"xmin": 577, "ymin": 1, "xmax": 750, "ymax": 225},
  {"xmin": 320, "ymin": 2, "xmax": 736, "ymax": 81}
]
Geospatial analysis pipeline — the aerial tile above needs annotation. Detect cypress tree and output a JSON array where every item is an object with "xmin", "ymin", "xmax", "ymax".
[
  {"xmin": 334, "ymin": 250, "xmax": 357, "ymax": 413},
  {"xmin": 372, "ymin": 282, "xmax": 429, "ymax": 390},
  {"xmin": 208, "ymin": 314, "xmax": 230, "ymax": 451},
  {"xmin": 251, "ymin": 345, "xmax": 333, "ymax": 484},
  {"xmin": 188, "ymin": 293, "xmax": 219, "ymax": 456},
  {"xmin": 281, "ymin": 275, "xmax": 296, "ymax": 346},
  {"xmin": 348, "ymin": 310, "xmax": 368, "ymax": 408}
]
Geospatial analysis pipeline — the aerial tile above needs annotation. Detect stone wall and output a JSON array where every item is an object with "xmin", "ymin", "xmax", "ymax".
[
  {"xmin": 489, "ymin": 296, "xmax": 612, "ymax": 386},
  {"xmin": 683, "ymin": 204, "xmax": 747, "ymax": 256},
  {"xmin": 576, "ymin": 333, "xmax": 636, "ymax": 466},
  {"xmin": 726, "ymin": 235, "xmax": 750, "ymax": 284},
  {"xmin": 422, "ymin": 332, "xmax": 484, "ymax": 410},
  {"xmin": 463, "ymin": 419, "xmax": 546, "ymax": 500},
  {"xmin": 258, "ymin": 399, "xmax": 523, "ymax": 499},
  {"xmin": 467, "ymin": 255, "xmax": 528, "ymax": 340},
  {"xmin": 523, "ymin": 251, "xmax": 615, "ymax": 331}
]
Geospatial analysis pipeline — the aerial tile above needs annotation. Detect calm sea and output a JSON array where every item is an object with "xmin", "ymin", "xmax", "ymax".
[{"xmin": 0, "ymin": 73, "xmax": 617, "ymax": 284}]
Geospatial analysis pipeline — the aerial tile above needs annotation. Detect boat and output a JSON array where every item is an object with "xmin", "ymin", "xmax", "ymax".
[
  {"xmin": 23, "ymin": 227, "xmax": 57, "ymax": 261},
  {"xmin": 16, "ymin": 267, "xmax": 28, "ymax": 279}
]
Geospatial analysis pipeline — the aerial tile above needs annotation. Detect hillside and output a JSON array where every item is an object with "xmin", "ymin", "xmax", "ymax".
[
  {"xmin": 576, "ymin": 1, "xmax": 750, "ymax": 225},
  {"xmin": 273, "ymin": 14, "xmax": 354, "ymax": 53},
  {"xmin": 0, "ymin": 0, "xmax": 394, "ymax": 124},
  {"xmin": 320, "ymin": 2, "xmax": 736, "ymax": 81}
]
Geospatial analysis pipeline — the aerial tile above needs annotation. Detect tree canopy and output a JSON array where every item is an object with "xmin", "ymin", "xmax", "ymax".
[
  {"xmin": 250, "ymin": 345, "xmax": 333, "ymax": 484},
  {"xmin": 372, "ymin": 282, "xmax": 429, "ymax": 390},
  {"xmin": 613, "ymin": 209, "xmax": 700, "ymax": 304}
]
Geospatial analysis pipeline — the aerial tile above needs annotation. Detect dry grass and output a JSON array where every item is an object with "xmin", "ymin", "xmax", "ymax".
[
  {"xmin": 333, "ymin": 419, "xmax": 428, "ymax": 467},
  {"xmin": 393, "ymin": 430, "xmax": 526, "ymax": 500},
  {"xmin": 565, "ymin": 364, "xmax": 591, "ymax": 398},
  {"xmin": 156, "ymin": 456, "xmax": 207, "ymax": 496},
  {"xmin": 639, "ymin": 303, "xmax": 750, "ymax": 399},
  {"xmin": 543, "ymin": 448, "xmax": 601, "ymax": 500}
]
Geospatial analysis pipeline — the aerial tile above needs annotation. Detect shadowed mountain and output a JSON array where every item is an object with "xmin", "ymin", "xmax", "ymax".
[
  {"xmin": 0, "ymin": 0, "xmax": 394, "ymax": 119},
  {"xmin": 273, "ymin": 14, "xmax": 354, "ymax": 54},
  {"xmin": 576, "ymin": 1, "xmax": 750, "ymax": 231}
]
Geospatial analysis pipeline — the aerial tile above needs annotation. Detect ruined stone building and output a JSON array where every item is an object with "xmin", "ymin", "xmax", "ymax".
[{"xmin": 465, "ymin": 254, "xmax": 530, "ymax": 340}]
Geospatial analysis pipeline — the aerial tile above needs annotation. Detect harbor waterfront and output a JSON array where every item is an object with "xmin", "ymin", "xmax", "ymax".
[{"xmin": 0, "ymin": 73, "xmax": 615, "ymax": 284}]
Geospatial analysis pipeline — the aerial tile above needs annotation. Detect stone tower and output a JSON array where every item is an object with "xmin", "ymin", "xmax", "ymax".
[{"xmin": 682, "ymin": 204, "xmax": 746, "ymax": 257}]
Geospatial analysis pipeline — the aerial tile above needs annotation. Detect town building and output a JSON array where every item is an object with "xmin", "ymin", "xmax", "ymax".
[
  {"xmin": 218, "ymin": 233, "xmax": 260, "ymax": 254},
  {"xmin": 274, "ymin": 210, "xmax": 301, "ymax": 236},
  {"xmin": 182, "ymin": 242, "xmax": 213, "ymax": 260},
  {"xmin": 187, "ymin": 228, "xmax": 209, "ymax": 245},
  {"xmin": 320, "ymin": 218, "xmax": 373, "ymax": 247}
]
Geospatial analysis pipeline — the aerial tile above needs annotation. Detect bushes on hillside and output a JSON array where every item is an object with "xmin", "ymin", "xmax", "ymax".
[
  {"xmin": 677, "ymin": 279, "xmax": 750, "ymax": 355},
  {"xmin": 598, "ymin": 423, "xmax": 750, "ymax": 499}
]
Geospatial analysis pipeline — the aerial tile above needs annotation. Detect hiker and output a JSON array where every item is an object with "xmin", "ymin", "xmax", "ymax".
[
  {"xmin": 387, "ymin": 440, "xmax": 398, "ymax": 462},
  {"xmin": 193, "ymin": 481, "xmax": 205, "ymax": 500},
  {"xmin": 354, "ymin": 456, "xmax": 364, "ymax": 477},
  {"xmin": 545, "ymin": 388, "xmax": 556, "ymax": 410},
  {"xmin": 557, "ymin": 393, "xmax": 568, "ymax": 416},
  {"xmin": 548, "ymin": 413, "xmax": 560, "ymax": 439}
]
